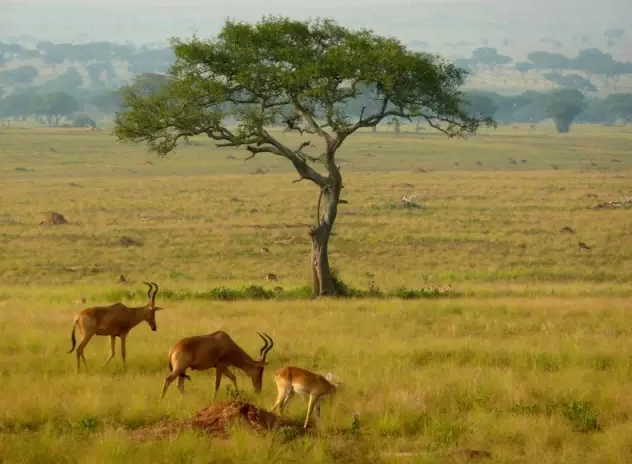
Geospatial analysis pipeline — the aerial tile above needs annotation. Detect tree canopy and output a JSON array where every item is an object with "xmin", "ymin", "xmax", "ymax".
[
  {"xmin": 548, "ymin": 88, "xmax": 585, "ymax": 133},
  {"xmin": 114, "ymin": 15, "xmax": 494, "ymax": 296},
  {"xmin": 32, "ymin": 92, "xmax": 79, "ymax": 126},
  {"xmin": 116, "ymin": 17, "xmax": 490, "ymax": 154}
]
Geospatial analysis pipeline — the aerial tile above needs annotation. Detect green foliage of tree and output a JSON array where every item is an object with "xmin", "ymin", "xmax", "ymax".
[
  {"xmin": 548, "ymin": 88, "xmax": 585, "ymax": 133},
  {"xmin": 604, "ymin": 93, "xmax": 632, "ymax": 123},
  {"xmin": 462, "ymin": 92, "xmax": 499, "ymax": 118},
  {"xmin": 127, "ymin": 72, "xmax": 172, "ymax": 96},
  {"xmin": 571, "ymin": 49, "xmax": 630, "ymax": 89},
  {"xmin": 492, "ymin": 91, "xmax": 549, "ymax": 124},
  {"xmin": 32, "ymin": 92, "xmax": 79, "ymax": 126},
  {"xmin": 38, "ymin": 67, "xmax": 84, "ymax": 96},
  {"xmin": 0, "ymin": 66, "xmax": 39, "ymax": 86},
  {"xmin": 603, "ymin": 61, "xmax": 632, "ymax": 90},
  {"xmin": 0, "ymin": 93, "xmax": 35, "ymax": 120},
  {"xmin": 86, "ymin": 62, "xmax": 116, "ymax": 87},
  {"xmin": 573, "ymin": 48, "xmax": 614, "ymax": 75},
  {"xmin": 470, "ymin": 47, "xmax": 512, "ymax": 69},
  {"xmin": 72, "ymin": 114, "xmax": 97, "ymax": 128},
  {"xmin": 114, "ymin": 16, "xmax": 494, "ymax": 296},
  {"xmin": 0, "ymin": 42, "xmax": 27, "ymax": 55},
  {"xmin": 527, "ymin": 51, "xmax": 571, "ymax": 71},
  {"xmin": 577, "ymin": 97, "xmax": 616, "ymax": 124},
  {"xmin": 127, "ymin": 48, "xmax": 175, "ymax": 74},
  {"xmin": 515, "ymin": 61, "xmax": 534, "ymax": 77},
  {"xmin": 88, "ymin": 90, "xmax": 123, "ymax": 114},
  {"xmin": 543, "ymin": 73, "xmax": 597, "ymax": 93}
]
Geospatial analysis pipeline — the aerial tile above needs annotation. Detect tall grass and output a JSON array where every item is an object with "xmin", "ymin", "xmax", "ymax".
[{"xmin": 1, "ymin": 125, "xmax": 632, "ymax": 462}]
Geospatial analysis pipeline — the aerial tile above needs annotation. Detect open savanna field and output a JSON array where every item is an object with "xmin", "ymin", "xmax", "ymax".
[{"xmin": 1, "ymin": 123, "xmax": 632, "ymax": 463}]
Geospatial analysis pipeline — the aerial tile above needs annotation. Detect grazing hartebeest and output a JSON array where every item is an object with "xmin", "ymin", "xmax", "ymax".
[
  {"xmin": 68, "ymin": 282, "xmax": 163, "ymax": 372},
  {"xmin": 159, "ymin": 331, "xmax": 274, "ymax": 399},
  {"xmin": 270, "ymin": 366, "xmax": 340, "ymax": 429}
]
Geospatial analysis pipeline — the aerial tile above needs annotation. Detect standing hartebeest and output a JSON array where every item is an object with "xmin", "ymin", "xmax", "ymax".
[
  {"xmin": 159, "ymin": 331, "xmax": 274, "ymax": 399},
  {"xmin": 68, "ymin": 281, "xmax": 163, "ymax": 372}
]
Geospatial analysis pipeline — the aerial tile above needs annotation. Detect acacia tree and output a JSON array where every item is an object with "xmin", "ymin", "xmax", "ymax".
[
  {"xmin": 548, "ymin": 88, "xmax": 585, "ymax": 133},
  {"xmin": 114, "ymin": 16, "xmax": 494, "ymax": 297}
]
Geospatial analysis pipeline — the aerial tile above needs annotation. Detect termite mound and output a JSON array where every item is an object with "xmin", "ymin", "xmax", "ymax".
[
  {"xmin": 131, "ymin": 401, "xmax": 305, "ymax": 441},
  {"xmin": 39, "ymin": 211, "xmax": 68, "ymax": 225}
]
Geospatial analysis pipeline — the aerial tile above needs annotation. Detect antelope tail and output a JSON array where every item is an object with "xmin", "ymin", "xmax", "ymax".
[
  {"xmin": 68, "ymin": 319, "xmax": 78, "ymax": 353},
  {"xmin": 169, "ymin": 360, "xmax": 191, "ymax": 381}
]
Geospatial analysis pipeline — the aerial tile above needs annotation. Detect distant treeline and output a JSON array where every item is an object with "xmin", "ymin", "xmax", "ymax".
[
  {"xmin": 1, "ymin": 79, "xmax": 630, "ymax": 134},
  {"xmin": 460, "ymin": 89, "xmax": 632, "ymax": 128},
  {"xmin": 454, "ymin": 46, "xmax": 632, "ymax": 92},
  {"xmin": 1, "ymin": 38, "xmax": 631, "ymax": 100},
  {"xmin": 1, "ymin": 38, "xmax": 631, "ymax": 133},
  {"xmin": 0, "ymin": 40, "xmax": 173, "ymax": 76}
]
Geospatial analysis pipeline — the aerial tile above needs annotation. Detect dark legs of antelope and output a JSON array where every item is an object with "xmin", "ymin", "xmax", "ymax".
[
  {"xmin": 76, "ymin": 332, "xmax": 94, "ymax": 372},
  {"xmin": 214, "ymin": 366, "xmax": 238, "ymax": 397}
]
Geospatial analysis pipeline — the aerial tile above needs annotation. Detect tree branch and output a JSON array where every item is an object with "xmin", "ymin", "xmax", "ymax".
[
  {"xmin": 294, "ymin": 140, "xmax": 312, "ymax": 154},
  {"xmin": 342, "ymin": 104, "xmax": 481, "ymax": 138},
  {"xmin": 290, "ymin": 97, "xmax": 333, "ymax": 143},
  {"xmin": 242, "ymin": 127, "xmax": 329, "ymax": 188},
  {"xmin": 245, "ymin": 144, "xmax": 285, "ymax": 158}
]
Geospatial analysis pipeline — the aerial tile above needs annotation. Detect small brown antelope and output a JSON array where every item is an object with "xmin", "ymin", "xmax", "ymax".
[
  {"xmin": 577, "ymin": 241, "xmax": 592, "ymax": 251},
  {"xmin": 68, "ymin": 282, "xmax": 163, "ymax": 372},
  {"xmin": 160, "ymin": 331, "xmax": 274, "ymax": 400},
  {"xmin": 270, "ymin": 366, "xmax": 340, "ymax": 429}
]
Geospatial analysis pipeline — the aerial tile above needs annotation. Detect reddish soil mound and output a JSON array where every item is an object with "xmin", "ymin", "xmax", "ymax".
[
  {"xmin": 192, "ymin": 401, "xmax": 299, "ymax": 438},
  {"xmin": 131, "ymin": 401, "xmax": 304, "ymax": 442},
  {"xmin": 40, "ymin": 212, "xmax": 68, "ymax": 225}
]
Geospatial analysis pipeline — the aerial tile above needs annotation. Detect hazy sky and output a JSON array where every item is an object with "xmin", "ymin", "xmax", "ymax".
[
  {"xmin": 4, "ymin": 0, "xmax": 631, "ymax": 55},
  {"xmin": 12, "ymin": 0, "xmax": 486, "ymax": 4}
]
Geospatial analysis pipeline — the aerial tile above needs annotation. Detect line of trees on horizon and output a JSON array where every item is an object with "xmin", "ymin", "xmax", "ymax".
[
  {"xmin": 1, "ymin": 33, "xmax": 632, "ymax": 135},
  {"xmin": 2, "ymin": 37, "xmax": 632, "ymax": 100},
  {"xmin": 454, "ymin": 47, "xmax": 632, "ymax": 92},
  {"xmin": 1, "ymin": 77, "xmax": 631, "ymax": 134}
]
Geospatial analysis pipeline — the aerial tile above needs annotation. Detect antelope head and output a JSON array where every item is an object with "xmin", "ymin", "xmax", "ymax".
[
  {"xmin": 251, "ymin": 332, "xmax": 274, "ymax": 393},
  {"xmin": 325, "ymin": 372, "xmax": 343, "ymax": 392},
  {"xmin": 142, "ymin": 281, "xmax": 163, "ymax": 331}
]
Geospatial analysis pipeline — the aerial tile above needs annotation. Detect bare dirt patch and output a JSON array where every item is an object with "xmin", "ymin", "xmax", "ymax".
[
  {"xmin": 118, "ymin": 236, "xmax": 144, "ymax": 247},
  {"xmin": 131, "ymin": 401, "xmax": 304, "ymax": 441}
]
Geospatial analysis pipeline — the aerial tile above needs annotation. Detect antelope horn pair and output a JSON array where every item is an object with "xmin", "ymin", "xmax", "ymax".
[
  {"xmin": 143, "ymin": 281, "xmax": 159, "ymax": 307},
  {"xmin": 257, "ymin": 332, "xmax": 274, "ymax": 362}
]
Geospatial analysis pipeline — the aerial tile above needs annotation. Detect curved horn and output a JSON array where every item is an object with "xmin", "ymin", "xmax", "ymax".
[
  {"xmin": 260, "ymin": 332, "xmax": 274, "ymax": 361},
  {"xmin": 257, "ymin": 332, "xmax": 269, "ymax": 358},
  {"xmin": 150, "ymin": 281, "xmax": 158, "ymax": 304},
  {"xmin": 143, "ymin": 282, "xmax": 154, "ymax": 301}
]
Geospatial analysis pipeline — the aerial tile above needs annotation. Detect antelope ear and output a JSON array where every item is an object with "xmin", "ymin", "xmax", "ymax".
[
  {"xmin": 153, "ymin": 306, "xmax": 165, "ymax": 311},
  {"xmin": 325, "ymin": 372, "xmax": 334, "ymax": 382}
]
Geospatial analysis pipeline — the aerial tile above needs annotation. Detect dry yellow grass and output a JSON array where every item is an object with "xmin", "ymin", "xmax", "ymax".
[{"xmin": 1, "ymin": 124, "xmax": 632, "ymax": 463}]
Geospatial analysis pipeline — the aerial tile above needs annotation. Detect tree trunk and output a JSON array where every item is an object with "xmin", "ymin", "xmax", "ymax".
[
  {"xmin": 308, "ymin": 161, "xmax": 343, "ymax": 297},
  {"xmin": 554, "ymin": 118, "xmax": 571, "ymax": 133},
  {"xmin": 310, "ymin": 222, "xmax": 336, "ymax": 296}
]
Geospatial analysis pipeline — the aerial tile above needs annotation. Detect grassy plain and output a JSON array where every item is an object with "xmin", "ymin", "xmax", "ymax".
[{"xmin": 1, "ymin": 123, "xmax": 632, "ymax": 463}]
